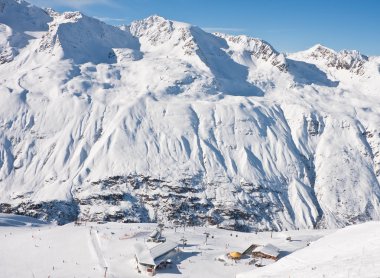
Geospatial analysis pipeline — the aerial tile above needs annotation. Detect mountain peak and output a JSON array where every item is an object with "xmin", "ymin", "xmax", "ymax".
[
  {"xmin": 130, "ymin": 14, "xmax": 192, "ymax": 40},
  {"xmin": 38, "ymin": 8, "xmax": 139, "ymax": 64},
  {"xmin": 309, "ymin": 43, "xmax": 334, "ymax": 51},
  {"xmin": 0, "ymin": 0, "xmax": 51, "ymax": 32},
  {"xmin": 60, "ymin": 11, "xmax": 83, "ymax": 22},
  {"xmin": 292, "ymin": 44, "xmax": 369, "ymax": 75},
  {"xmin": 335, "ymin": 49, "xmax": 368, "ymax": 75},
  {"xmin": 215, "ymin": 32, "xmax": 287, "ymax": 72},
  {"xmin": 307, "ymin": 44, "xmax": 337, "ymax": 56},
  {"xmin": 145, "ymin": 14, "xmax": 167, "ymax": 23}
]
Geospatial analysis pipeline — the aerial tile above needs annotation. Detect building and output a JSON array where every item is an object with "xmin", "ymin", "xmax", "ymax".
[
  {"xmin": 134, "ymin": 240, "xmax": 178, "ymax": 276},
  {"xmin": 147, "ymin": 228, "xmax": 166, "ymax": 243},
  {"xmin": 252, "ymin": 244, "xmax": 279, "ymax": 261}
]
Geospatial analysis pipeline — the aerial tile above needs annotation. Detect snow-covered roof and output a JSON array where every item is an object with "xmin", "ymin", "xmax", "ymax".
[
  {"xmin": 134, "ymin": 243, "xmax": 155, "ymax": 266},
  {"xmin": 134, "ymin": 240, "xmax": 178, "ymax": 266},
  {"xmin": 150, "ymin": 240, "xmax": 178, "ymax": 260},
  {"xmin": 149, "ymin": 229, "xmax": 159, "ymax": 238},
  {"xmin": 253, "ymin": 244, "xmax": 279, "ymax": 257}
]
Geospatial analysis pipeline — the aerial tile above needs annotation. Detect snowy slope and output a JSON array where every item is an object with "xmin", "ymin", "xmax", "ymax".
[
  {"xmin": 0, "ymin": 0, "xmax": 51, "ymax": 63},
  {"xmin": 0, "ymin": 212, "xmax": 47, "ymax": 226},
  {"xmin": 0, "ymin": 0, "xmax": 380, "ymax": 231},
  {"xmin": 0, "ymin": 213, "xmax": 331, "ymax": 278},
  {"xmin": 2, "ymin": 214, "xmax": 378, "ymax": 278},
  {"xmin": 237, "ymin": 221, "xmax": 380, "ymax": 278}
]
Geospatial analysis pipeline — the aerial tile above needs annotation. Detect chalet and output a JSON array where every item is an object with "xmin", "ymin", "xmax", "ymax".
[
  {"xmin": 134, "ymin": 240, "xmax": 178, "ymax": 276},
  {"xmin": 252, "ymin": 244, "xmax": 279, "ymax": 261}
]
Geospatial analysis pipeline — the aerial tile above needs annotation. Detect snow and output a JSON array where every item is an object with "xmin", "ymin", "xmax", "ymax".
[
  {"xmin": 1, "ymin": 1, "xmax": 379, "ymax": 276},
  {"xmin": 2, "ymin": 214, "xmax": 379, "ymax": 277},
  {"xmin": 0, "ymin": 213, "xmax": 331, "ymax": 278},
  {"xmin": 238, "ymin": 221, "xmax": 380, "ymax": 278},
  {"xmin": 0, "ymin": 0, "xmax": 380, "ymax": 232},
  {"xmin": 135, "ymin": 242, "xmax": 156, "ymax": 266},
  {"xmin": 39, "ymin": 11, "xmax": 140, "ymax": 64},
  {"xmin": 0, "ymin": 212, "xmax": 47, "ymax": 226}
]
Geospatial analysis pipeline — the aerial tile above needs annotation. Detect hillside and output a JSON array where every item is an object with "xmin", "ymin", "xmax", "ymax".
[
  {"xmin": 238, "ymin": 221, "xmax": 380, "ymax": 278},
  {"xmin": 0, "ymin": 0, "xmax": 380, "ymax": 231}
]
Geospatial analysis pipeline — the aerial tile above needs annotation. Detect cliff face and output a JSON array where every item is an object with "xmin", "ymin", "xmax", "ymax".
[{"xmin": 0, "ymin": 0, "xmax": 380, "ymax": 231}]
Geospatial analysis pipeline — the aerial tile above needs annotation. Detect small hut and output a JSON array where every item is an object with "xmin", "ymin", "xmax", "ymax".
[{"xmin": 252, "ymin": 244, "xmax": 279, "ymax": 261}]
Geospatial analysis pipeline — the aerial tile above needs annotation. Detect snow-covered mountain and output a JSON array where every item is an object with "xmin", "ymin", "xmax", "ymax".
[{"xmin": 0, "ymin": 0, "xmax": 380, "ymax": 231}]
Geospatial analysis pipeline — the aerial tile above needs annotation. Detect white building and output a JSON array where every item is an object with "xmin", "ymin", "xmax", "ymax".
[{"xmin": 134, "ymin": 240, "xmax": 178, "ymax": 276}]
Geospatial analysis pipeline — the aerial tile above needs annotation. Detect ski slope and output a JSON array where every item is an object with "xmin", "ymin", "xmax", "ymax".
[
  {"xmin": 1, "ymin": 214, "xmax": 379, "ymax": 278},
  {"xmin": 238, "ymin": 221, "xmax": 380, "ymax": 278},
  {"xmin": 0, "ymin": 213, "xmax": 329, "ymax": 278}
]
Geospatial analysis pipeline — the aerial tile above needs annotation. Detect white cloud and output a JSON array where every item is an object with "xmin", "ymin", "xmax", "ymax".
[
  {"xmin": 59, "ymin": 0, "xmax": 113, "ymax": 8},
  {"xmin": 28, "ymin": 0, "xmax": 116, "ymax": 9},
  {"xmin": 94, "ymin": 16, "xmax": 127, "ymax": 22},
  {"xmin": 202, "ymin": 27, "xmax": 245, "ymax": 34}
]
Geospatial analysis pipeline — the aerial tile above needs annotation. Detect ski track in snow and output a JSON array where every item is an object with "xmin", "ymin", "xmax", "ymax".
[{"xmin": 90, "ymin": 227, "xmax": 109, "ymax": 270}]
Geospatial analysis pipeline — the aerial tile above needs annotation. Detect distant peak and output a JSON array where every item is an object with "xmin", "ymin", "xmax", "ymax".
[
  {"xmin": 131, "ymin": 14, "xmax": 191, "ymax": 29},
  {"xmin": 339, "ymin": 49, "xmax": 368, "ymax": 60},
  {"xmin": 292, "ymin": 44, "xmax": 369, "ymax": 75},
  {"xmin": 307, "ymin": 44, "xmax": 337, "ymax": 55},
  {"xmin": 129, "ymin": 14, "xmax": 194, "ymax": 44},
  {"xmin": 44, "ymin": 7, "xmax": 59, "ymax": 18},
  {"xmin": 61, "ymin": 11, "xmax": 83, "ymax": 21},
  {"xmin": 145, "ymin": 14, "xmax": 167, "ymax": 22},
  {"xmin": 0, "ymin": 0, "xmax": 52, "ymax": 32},
  {"xmin": 131, "ymin": 14, "xmax": 171, "ymax": 27},
  {"xmin": 214, "ymin": 32, "xmax": 287, "ymax": 72}
]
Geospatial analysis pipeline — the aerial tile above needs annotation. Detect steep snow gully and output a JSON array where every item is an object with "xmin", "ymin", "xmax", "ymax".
[{"xmin": 0, "ymin": 0, "xmax": 380, "ymax": 231}]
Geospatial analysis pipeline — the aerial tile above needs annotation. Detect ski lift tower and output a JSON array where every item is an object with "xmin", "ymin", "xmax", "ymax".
[
  {"xmin": 180, "ymin": 235, "xmax": 187, "ymax": 250},
  {"xmin": 158, "ymin": 223, "xmax": 164, "ymax": 234},
  {"xmin": 203, "ymin": 232, "xmax": 210, "ymax": 245}
]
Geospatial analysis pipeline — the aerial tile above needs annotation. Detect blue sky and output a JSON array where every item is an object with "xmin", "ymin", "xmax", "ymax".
[{"xmin": 28, "ymin": 0, "xmax": 379, "ymax": 55}]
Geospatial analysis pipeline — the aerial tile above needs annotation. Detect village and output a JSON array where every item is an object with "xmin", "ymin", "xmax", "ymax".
[
  {"xmin": 134, "ymin": 224, "xmax": 284, "ymax": 276},
  {"xmin": 0, "ymin": 214, "xmax": 332, "ymax": 278}
]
